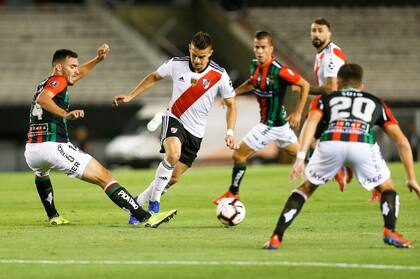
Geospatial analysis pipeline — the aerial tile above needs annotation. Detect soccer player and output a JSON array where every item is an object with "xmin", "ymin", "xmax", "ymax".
[
  {"xmin": 24, "ymin": 45, "xmax": 176, "ymax": 227},
  {"xmin": 112, "ymin": 32, "xmax": 238, "ymax": 223},
  {"xmin": 308, "ymin": 17, "xmax": 354, "ymax": 193},
  {"xmin": 263, "ymin": 63, "xmax": 420, "ymax": 250},
  {"xmin": 212, "ymin": 30, "xmax": 309, "ymax": 204}
]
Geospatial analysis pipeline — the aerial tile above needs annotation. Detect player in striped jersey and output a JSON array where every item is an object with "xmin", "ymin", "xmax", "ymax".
[
  {"xmin": 213, "ymin": 30, "xmax": 310, "ymax": 204},
  {"xmin": 24, "ymin": 45, "xmax": 176, "ymax": 227},
  {"xmin": 263, "ymin": 63, "xmax": 420, "ymax": 249},
  {"xmin": 113, "ymin": 32, "xmax": 237, "ymax": 222}
]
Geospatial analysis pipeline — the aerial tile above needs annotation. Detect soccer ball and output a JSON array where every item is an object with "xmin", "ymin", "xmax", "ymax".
[{"xmin": 216, "ymin": 198, "xmax": 246, "ymax": 226}]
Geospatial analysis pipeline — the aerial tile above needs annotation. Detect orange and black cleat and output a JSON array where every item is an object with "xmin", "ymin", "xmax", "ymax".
[
  {"xmin": 212, "ymin": 191, "xmax": 239, "ymax": 205},
  {"xmin": 335, "ymin": 166, "xmax": 353, "ymax": 192},
  {"xmin": 262, "ymin": 234, "xmax": 281, "ymax": 250},
  {"xmin": 383, "ymin": 228, "xmax": 413, "ymax": 248}
]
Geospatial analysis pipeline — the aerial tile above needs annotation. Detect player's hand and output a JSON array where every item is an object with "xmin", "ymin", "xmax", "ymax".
[
  {"xmin": 225, "ymin": 135, "xmax": 239, "ymax": 150},
  {"xmin": 112, "ymin": 94, "xmax": 133, "ymax": 107},
  {"xmin": 96, "ymin": 43, "xmax": 110, "ymax": 62},
  {"xmin": 65, "ymin": 110, "xmax": 84, "ymax": 120},
  {"xmin": 287, "ymin": 112, "xmax": 302, "ymax": 129},
  {"xmin": 290, "ymin": 158, "xmax": 305, "ymax": 183},
  {"xmin": 407, "ymin": 179, "xmax": 420, "ymax": 200}
]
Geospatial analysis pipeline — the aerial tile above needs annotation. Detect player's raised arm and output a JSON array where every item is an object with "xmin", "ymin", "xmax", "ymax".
[
  {"xmin": 112, "ymin": 72, "xmax": 163, "ymax": 107},
  {"xmin": 383, "ymin": 124, "xmax": 420, "ymax": 199},
  {"xmin": 73, "ymin": 43, "xmax": 110, "ymax": 84}
]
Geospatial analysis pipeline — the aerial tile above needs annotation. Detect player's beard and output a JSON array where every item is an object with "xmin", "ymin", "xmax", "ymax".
[{"xmin": 312, "ymin": 39, "xmax": 324, "ymax": 48}]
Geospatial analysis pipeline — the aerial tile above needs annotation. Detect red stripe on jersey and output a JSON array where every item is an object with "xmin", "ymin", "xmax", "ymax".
[
  {"xmin": 43, "ymin": 76, "xmax": 67, "ymax": 96},
  {"xmin": 259, "ymin": 62, "xmax": 271, "ymax": 90},
  {"xmin": 279, "ymin": 66, "xmax": 301, "ymax": 85},
  {"xmin": 171, "ymin": 70, "xmax": 222, "ymax": 118},
  {"xmin": 332, "ymin": 120, "xmax": 343, "ymax": 141},
  {"xmin": 382, "ymin": 101, "xmax": 398, "ymax": 127},
  {"xmin": 349, "ymin": 121, "xmax": 360, "ymax": 142},
  {"xmin": 252, "ymin": 66, "xmax": 260, "ymax": 88},
  {"xmin": 333, "ymin": 48, "xmax": 347, "ymax": 63},
  {"xmin": 314, "ymin": 53, "xmax": 325, "ymax": 86}
]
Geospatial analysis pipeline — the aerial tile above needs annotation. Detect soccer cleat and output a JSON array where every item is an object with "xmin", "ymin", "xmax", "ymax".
[
  {"xmin": 144, "ymin": 209, "xmax": 177, "ymax": 228},
  {"xmin": 369, "ymin": 190, "xmax": 381, "ymax": 203},
  {"xmin": 262, "ymin": 234, "xmax": 281, "ymax": 250},
  {"xmin": 49, "ymin": 216, "xmax": 70, "ymax": 225},
  {"xmin": 335, "ymin": 167, "xmax": 346, "ymax": 192},
  {"xmin": 212, "ymin": 191, "xmax": 240, "ymax": 205},
  {"xmin": 128, "ymin": 215, "xmax": 140, "ymax": 225},
  {"xmin": 148, "ymin": 200, "xmax": 160, "ymax": 214},
  {"xmin": 383, "ymin": 228, "xmax": 413, "ymax": 248},
  {"xmin": 345, "ymin": 166, "xmax": 353, "ymax": 184}
]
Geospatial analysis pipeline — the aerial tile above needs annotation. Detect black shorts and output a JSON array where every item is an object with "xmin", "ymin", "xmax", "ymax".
[{"xmin": 160, "ymin": 116, "xmax": 202, "ymax": 167}]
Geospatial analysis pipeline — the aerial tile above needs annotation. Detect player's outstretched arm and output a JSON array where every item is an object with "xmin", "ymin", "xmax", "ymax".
[
  {"xmin": 37, "ymin": 90, "xmax": 84, "ymax": 120},
  {"xmin": 384, "ymin": 124, "xmax": 420, "ymax": 199},
  {"xmin": 74, "ymin": 43, "xmax": 110, "ymax": 84},
  {"xmin": 223, "ymin": 97, "xmax": 238, "ymax": 150},
  {"xmin": 288, "ymin": 77, "xmax": 310, "ymax": 129},
  {"xmin": 112, "ymin": 72, "xmax": 162, "ymax": 107},
  {"xmin": 234, "ymin": 79, "xmax": 254, "ymax": 96}
]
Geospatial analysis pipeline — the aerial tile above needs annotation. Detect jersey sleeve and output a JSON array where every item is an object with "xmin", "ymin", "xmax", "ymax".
[
  {"xmin": 218, "ymin": 70, "xmax": 235, "ymax": 99},
  {"xmin": 156, "ymin": 58, "xmax": 173, "ymax": 78},
  {"xmin": 43, "ymin": 76, "xmax": 67, "ymax": 96},
  {"xmin": 278, "ymin": 66, "xmax": 302, "ymax": 85},
  {"xmin": 377, "ymin": 101, "xmax": 398, "ymax": 127},
  {"xmin": 309, "ymin": 95, "xmax": 324, "ymax": 116},
  {"xmin": 321, "ymin": 48, "xmax": 346, "ymax": 78}
]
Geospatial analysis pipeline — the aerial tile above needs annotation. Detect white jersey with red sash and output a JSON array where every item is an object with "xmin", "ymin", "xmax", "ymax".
[
  {"xmin": 314, "ymin": 42, "xmax": 347, "ymax": 86},
  {"xmin": 157, "ymin": 56, "xmax": 235, "ymax": 138}
]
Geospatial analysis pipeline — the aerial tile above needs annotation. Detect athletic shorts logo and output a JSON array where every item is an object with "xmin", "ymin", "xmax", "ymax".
[
  {"xmin": 170, "ymin": 127, "xmax": 178, "ymax": 133},
  {"xmin": 202, "ymin": 78, "xmax": 211, "ymax": 89}
]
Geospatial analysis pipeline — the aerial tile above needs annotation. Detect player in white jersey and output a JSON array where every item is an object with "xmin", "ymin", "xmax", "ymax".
[
  {"xmin": 113, "ymin": 32, "xmax": 237, "ymax": 223},
  {"xmin": 307, "ymin": 17, "xmax": 354, "ymax": 194}
]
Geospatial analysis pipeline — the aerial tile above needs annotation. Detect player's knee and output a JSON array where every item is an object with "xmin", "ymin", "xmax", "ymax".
[
  {"xmin": 165, "ymin": 153, "xmax": 180, "ymax": 166},
  {"xmin": 232, "ymin": 151, "xmax": 246, "ymax": 163}
]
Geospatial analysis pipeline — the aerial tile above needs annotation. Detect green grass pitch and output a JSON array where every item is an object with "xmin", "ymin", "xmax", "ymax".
[{"xmin": 0, "ymin": 163, "xmax": 419, "ymax": 279}]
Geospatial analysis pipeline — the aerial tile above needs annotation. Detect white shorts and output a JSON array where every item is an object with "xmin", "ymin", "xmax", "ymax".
[
  {"xmin": 305, "ymin": 141, "xmax": 390, "ymax": 190},
  {"xmin": 24, "ymin": 142, "xmax": 92, "ymax": 178},
  {"xmin": 242, "ymin": 123, "xmax": 298, "ymax": 151}
]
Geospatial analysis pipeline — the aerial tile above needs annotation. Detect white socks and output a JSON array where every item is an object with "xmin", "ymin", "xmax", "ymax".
[{"xmin": 149, "ymin": 159, "xmax": 174, "ymax": 203}]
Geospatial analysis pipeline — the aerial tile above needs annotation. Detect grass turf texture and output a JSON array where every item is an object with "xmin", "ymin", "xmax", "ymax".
[{"xmin": 0, "ymin": 163, "xmax": 419, "ymax": 279}]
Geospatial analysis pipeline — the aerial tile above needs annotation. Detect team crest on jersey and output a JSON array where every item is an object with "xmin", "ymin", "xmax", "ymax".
[
  {"xmin": 50, "ymin": 81, "xmax": 58, "ymax": 87},
  {"xmin": 202, "ymin": 78, "xmax": 211, "ymax": 89},
  {"xmin": 170, "ymin": 127, "xmax": 178, "ymax": 133},
  {"xmin": 328, "ymin": 61, "xmax": 335, "ymax": 70},
  {"xmin": 190, "ymin": 78, "xmax": 198, "ymax": 86}
]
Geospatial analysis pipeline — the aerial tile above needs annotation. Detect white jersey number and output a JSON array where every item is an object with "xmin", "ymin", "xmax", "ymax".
[
  {"xmin": 330, "ymin": 96, "xmax": 375, "ymax": 122},
  {"xmin": 32, "ymin": 103, "xmax": 43, "ymax": 120}
]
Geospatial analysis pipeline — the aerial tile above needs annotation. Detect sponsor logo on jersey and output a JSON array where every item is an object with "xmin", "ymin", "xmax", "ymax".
[
  {"xmin": 50, "ymin": 81, "xmax": 58, "ymax": 87},
  {"xmin": 190, "ymin": 78, "xmax": 198, "ymax": 86},
  {"xmin": 178, "ymin": 76, "xmax": 185, "ymax": 82},
  {"xmin": 202, "ymin": 78, "xmax": 211, "ymax": 89},
  {"xmin": 170, "ymin": 127, "xmax": 178, "ymax": 133}
]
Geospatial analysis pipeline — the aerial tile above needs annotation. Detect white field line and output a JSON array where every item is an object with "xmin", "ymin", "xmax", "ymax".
[{"xmin": 0, "ymin": 259, "xmax": 420, "ymax": 271}]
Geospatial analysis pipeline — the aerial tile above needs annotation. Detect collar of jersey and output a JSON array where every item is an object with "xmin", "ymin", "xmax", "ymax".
[{"xmin": 189, "ymin": 60, "xmax": 210, "ymax": 74}]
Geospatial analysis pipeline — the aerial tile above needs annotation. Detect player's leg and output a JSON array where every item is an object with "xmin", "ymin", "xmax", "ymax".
[
  {"xmin": 263, "ymin": 181, "xmax": 318, "ymax": 249},
  {"xmin": 146, "ymin": 136, "xmax": 180, "ymax": 213},
  {"xmin": 376, "ymin": 179, "xmax": 412, "ymax": 248},
  {"xmin": 81, "ymin": 157, "xmax": 152, "ymax": 223}
]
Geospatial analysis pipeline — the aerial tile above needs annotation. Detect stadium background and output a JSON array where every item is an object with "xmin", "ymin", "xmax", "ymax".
[{"xmin": 0, "ymin": 0, "xmax": 419, "ymax": 171}]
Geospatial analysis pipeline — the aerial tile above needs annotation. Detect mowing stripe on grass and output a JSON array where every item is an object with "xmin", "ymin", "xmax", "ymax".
[{"xmin": 1, "ymin": 259, "xmax": 419, "ymax": 271}]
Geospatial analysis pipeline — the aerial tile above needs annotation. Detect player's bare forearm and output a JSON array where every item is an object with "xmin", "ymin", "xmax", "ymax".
[
  {"xmin": 234, "ymin": 79, "xmax": 254, "ymax": 95},
  {"xmin": 37, "ymin": 90, "xmax": 67, "ymax": 118},
  {"xmin": 224, "ymin": 97, "xmax": 237, "ymax": 130},
  {"xmin": 294, "ymin": 78, "xmax": 310, "ymax": 114},
  {"xmin": 129, "ymin": 72, "xmax": 162, "ymax": 99},
  {"xmin": 309, "ymin": 77, "xmax": 337, "ymax": 95},
  {"xmin": 75, "ymin": 43, "xmax": 110, "ymax": 83},
  {"xmin": 299, "ymin": 112, "xmax": 322, "ymax": 154}
]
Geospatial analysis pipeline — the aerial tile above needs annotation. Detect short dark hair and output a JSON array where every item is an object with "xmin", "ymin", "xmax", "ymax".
[
  {"xmin": 338, "ymin": 63, "xmax": 363, "ymax": 87},
  {"xmin": 191, "ymin": 31, "xmax": 212, "ymax": 50},
  {"xmin": 52, "ymin": 49, "xmax": 78, "ymax": 66},
  {"xmin": 255, "ymin": 30, "xmax": 273, "ymax": 45},
  {"xmin": 313, "ymin": 17, "xmax": 331, "ymax": 30}
]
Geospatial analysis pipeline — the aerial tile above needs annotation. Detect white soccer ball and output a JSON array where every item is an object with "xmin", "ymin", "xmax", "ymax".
[{"xmin": 216, "ymin": 198, "xmax": 246, "ymax": 226}]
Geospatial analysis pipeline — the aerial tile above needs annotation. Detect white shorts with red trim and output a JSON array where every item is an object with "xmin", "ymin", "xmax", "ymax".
[
  {"xmin": 305, "ymin": 141, "xmax": 390, "ymax": 190},
  {"xmin": 24, "ymin": 142, "xmax": 92, "ymax": 178},
  {"xmin": 242, "ymin": 122, "xmax": 297, "ymax": 151}
]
